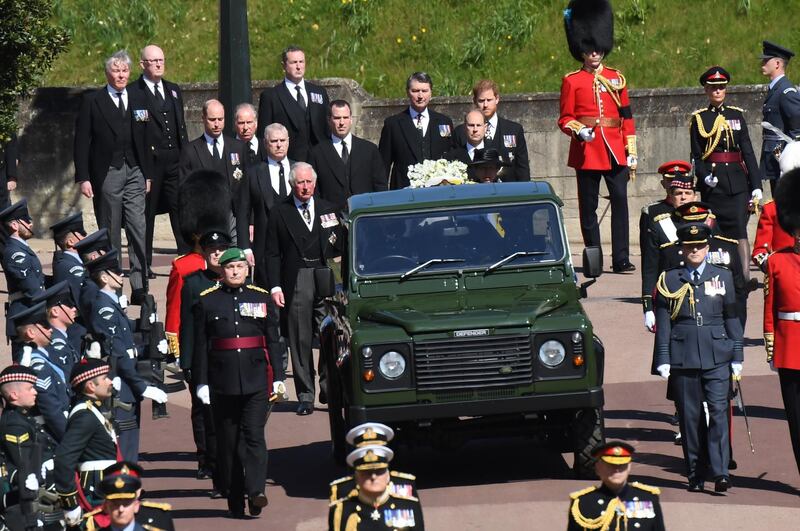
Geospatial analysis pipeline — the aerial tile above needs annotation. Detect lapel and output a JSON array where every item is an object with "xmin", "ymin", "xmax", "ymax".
[
  {"xmin": 195, "ymin": 136, "xmax": 214, "ymax": 168},
  {"xmin": 255, "ymin": 163, "xmax": 275, "ymax": 211},
  {"xmin": 97, "ymin": 89, "xmax": 123, "ymax": 137},
  {"xmin": 276, "ymin": 82, "xmax": 305, "ymax": 131},
  {"xmin": 279, "ymin": 197, "xmax": 309, "ymax": 252},
  {"xmin": 165, "ymin": 81, "xmax": 184, "ymax": 129},
  {"xmin": 137, "ymin": 76, "xmax": 165, "ymax": 129},
  {"xmin": 322, "ymin": 141, "xmax": 348, "ymax": 188},
  {"xmin": 398, "ymin": 110, "xmax": 423, "ymax": 160}
]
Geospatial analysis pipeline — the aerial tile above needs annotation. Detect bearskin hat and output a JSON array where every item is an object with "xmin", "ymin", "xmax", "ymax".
[
  {"xmin": 563, "ymin": 0, "xmax": 615, "ymax": 62},
  {"xmin": 775, "ymin": 167, "xmax": 800, "ymax": 236},
  {"xmin": 178, "ymin": 169, "xmax": 232, "ymax": 245}
]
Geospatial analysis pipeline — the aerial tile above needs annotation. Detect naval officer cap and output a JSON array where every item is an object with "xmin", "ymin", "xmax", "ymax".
[
  {"xmin": 345, "ymin": 422, "xmax": 395, "ymax": 447},
  {"xmin": 346, "ymin": 444, "xmax": 394, "ymax": 471}
]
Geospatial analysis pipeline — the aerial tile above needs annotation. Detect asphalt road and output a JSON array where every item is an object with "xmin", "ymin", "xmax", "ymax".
[{"xmin": 3, "ymin": 242, "xmax": 799, "ymax": 530}]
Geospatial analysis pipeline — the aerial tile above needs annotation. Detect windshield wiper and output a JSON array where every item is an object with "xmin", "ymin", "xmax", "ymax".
[
  {"xmin": 484, "ymin": 251, "xmax": 548, "ymax": 274},
  {"xmin": 400, "ymin": 258, "xmax": 465, "ymax": 281}
]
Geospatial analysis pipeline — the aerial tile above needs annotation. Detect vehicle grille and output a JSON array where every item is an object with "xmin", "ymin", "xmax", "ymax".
[{"xmin": 414, "ymin": 334, "xmax": 533, "ymax": 391}]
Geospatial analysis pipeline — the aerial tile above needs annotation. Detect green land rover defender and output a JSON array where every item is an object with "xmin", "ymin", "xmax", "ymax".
[{"xmin": 320, "ymin": 181, "xmax": 605, "ymax": 477}]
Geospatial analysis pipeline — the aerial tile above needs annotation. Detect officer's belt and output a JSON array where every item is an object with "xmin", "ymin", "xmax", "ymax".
[
  {"xmin": 778, "ymin": 311, "xmax": 800, "ymax": 321},
  {"xmin": 211, "ymin": 336, "xmax": 266, "ymax": 350},
  {"xmin": 578, "ymin": 116, "xmax": 621, "ymax": 128},
  {"xmin": 673, "ymin": 317, "xmax": 724, "ymax": 327},
  {"xmin": 79, "ymin": 459, "xmax": 116, "ymax": 472},
  {"xmin": 707, "ymin": 152, "xmax": 742, "ymax": 164}
]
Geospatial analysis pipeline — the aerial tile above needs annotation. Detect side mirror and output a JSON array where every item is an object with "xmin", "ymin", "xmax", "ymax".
[
  {"xmin": 582, "ymin": 247, "xmax": 603, "ymax": 279},
  {"xmin": 315, "ymin": 267, "xmax": 336, "ymax": 299}
]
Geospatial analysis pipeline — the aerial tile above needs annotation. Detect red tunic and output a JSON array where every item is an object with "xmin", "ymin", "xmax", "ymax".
[
  {"xmin": 558, "ymin": 65, "xmax": 636, "ymax": 171},
  {"xmin": 752, "ymin": 200, "xmax": 795, "ymax": 266},
  {"xmin": 764, "ymin": 248, "xmax": 800, "ymax": 370},
  {"xmin": 164, "ymin": 252, "xmax": 206, "ymax": 357}
]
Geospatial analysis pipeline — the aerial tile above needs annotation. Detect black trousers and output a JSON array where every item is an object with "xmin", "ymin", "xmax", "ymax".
[
  {"xmin": 146, "ymin": 148, "xmax": 189, "ymax": 263},
  {"xmin": 576, "ymin": 162, "xmax": 630, "ymax": 267},
  {"xmin": 672, "ymin": 364, "xmax": 731, "ymax": 481},
  {"xmin": 287, "ymin": 268, "xmax": 327, "ymax": 403},
  {"xmin": 211, "ymin": 390, "xmax": 269, "ymax": 511},
  {"xmin": 778, "ymin": 368, "xmax": 800, "ymax": 475},
  {"xmin": 184, "ymin": 372, "xmax": 217, "ymax": 480}
]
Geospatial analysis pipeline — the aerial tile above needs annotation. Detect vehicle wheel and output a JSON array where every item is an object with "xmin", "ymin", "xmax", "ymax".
[
  {"xmin": 572, "ymin": 407, "xmax": 604, "ymax": 479},
  {"xmin": 324, "ymin": 334, "xmax": 348, "ymax": 465}
]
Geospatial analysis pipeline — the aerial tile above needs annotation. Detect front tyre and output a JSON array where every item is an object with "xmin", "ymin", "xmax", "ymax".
[{"xmin": 572, "ymin": 407, "xmax": 604, "ymax": 479}]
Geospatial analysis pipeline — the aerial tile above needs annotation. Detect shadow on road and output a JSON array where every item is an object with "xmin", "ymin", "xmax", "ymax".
[
  {"xmin": 268, "ymin": 441, "xmax": 344, "ymax": 500},
  {"xmin": 140, "ymin": 450, "xmax": 197, "ymax": 463},
  {"xmin": 605, "ymin": 409, "xmax": 674, "ymax": 424},
  {"xmin": 171, "ymin": 508, "xmax": 231, "ymax": 520},
  {"xmin": 606, "ymin": 426, "xmax": 676, "ymax": 443},
  {"xmin": 733, "ymin": 404, "xmax": 786, "ymax": 421},
  {"xmin": 143, "ymin": 488, "xmax": 215, "ymax": 500}
]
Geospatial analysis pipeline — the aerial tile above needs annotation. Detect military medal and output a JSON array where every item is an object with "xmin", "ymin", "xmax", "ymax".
[{"xmin": 371, "ymin": 508, "xmax": 381, "ymax": 521}]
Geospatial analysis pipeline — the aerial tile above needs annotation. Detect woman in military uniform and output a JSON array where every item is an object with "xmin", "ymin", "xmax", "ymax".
[{"xmin": 690, "ymin": 66, "xmax": 761, "ymax": 284}]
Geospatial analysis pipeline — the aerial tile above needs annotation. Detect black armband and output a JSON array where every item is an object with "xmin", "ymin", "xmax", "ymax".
[{"xmin": 619, "ymin": 105, "xmax": 633, "ymax": 119}]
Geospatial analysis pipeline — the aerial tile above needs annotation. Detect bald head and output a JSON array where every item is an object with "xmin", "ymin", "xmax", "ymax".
[
  {"xmin": 203, "ymin": 99, "xmax": 225, "ymax": 137},
  {"xmin": 140, "ymin": 44, "xmax": 165, "ymax": 82}
]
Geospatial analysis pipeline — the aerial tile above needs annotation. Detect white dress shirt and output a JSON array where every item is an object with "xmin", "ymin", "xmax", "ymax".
[
  {"xmin": 268, "ymin": 158, "xmax": 291, "ymax": 195},
  {"xmin": 466, "ymin": 141, "xmax": 485, "ymax": 160},
  {"xmin": 293, "ymin": 195, "xmax": 315, "ymax": 231},
  {"xmin": 204, "ymin": 133, "xmax": 224, "ymax": 158},
  {"xmin": 142, "ymin": 76, "xmax": 164, "ymax": 98},
  {"xmin": 331, "ymin": 133, "xmax": 353, "ymax": 158},
  {"xmin": 409, "ymin": 108, "xmax": 429, "ymax": 136},
  {"xmin": 105, "ymin": 85, "xmax": 128, "ymax": 110},
  {"xmin": 284, "ymin": 78, "xmax": 308, "ymax": 105}
]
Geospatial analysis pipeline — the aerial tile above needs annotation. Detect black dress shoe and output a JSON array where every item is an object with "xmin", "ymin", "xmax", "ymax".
[
  {"xmin": 728, "ymin": 458, "xmax": 738, "ymax": 471},
  {"xmin": 687, "ymin": 480, "xmax": 704, "ymax": 492},
  {"xmin": 210, "ymin": 488, "xmax": 225, "ymax": 499},
  {"xmin": 147, "ymin": 271, "xmax": 157, "ymax": 280},
  {"xmin": 612, "ymin": 262, "xmax": 636, "ymax": 273},
  {"xmin": 248, "ymin": 492, "xmax": 268, "ymax": 516},
  {"xmin": 296, "ymin": 402, "xmax": 314, "ymax": 416},
  {"xmin": 318, "ymin": 389, "xmax": 328, "ymax": 405},
  {"xmin": 714, "ymin": 476, "xmax": 731, "ymax": 493}
]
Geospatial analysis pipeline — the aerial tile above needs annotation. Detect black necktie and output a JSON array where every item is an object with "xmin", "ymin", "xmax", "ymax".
[
  {"xmin": 278, "ymin": 164, "xmax": 287, "ymax": 197},
  {"xmin": 296, "ymin": 85, "xmax": 307, "ymax": 111},
  {"xmin": 301, "ymin": 202, "xmax": 311, "ymax": 223},
  {"xmin": 416, "ymin": 114, "xmax": 423, "ymax": 136},
  {"xmin": 212, "ymin": 138, "xmax": 220, "ymax": 160},
  {"xmin": 116, "ymin": 92, "xmax": 125, "ymax": 116},
  {"xmin": 486, "ymin": 121, "xmax": 494, "ymax": 140},
  {"xmin": 341, "ymin": 140, "xmax": 349, "ymax": 165},
  {"xmin": 249, "ymin": 143, "xmax": 257, "ymax": 159},
  {"xmin": 692, "ymin": 270, "xmax": 700, "ymax": 284},
  {"xmin": 154, "ymin": 82, "xmax": 164, "ymax": 104}
]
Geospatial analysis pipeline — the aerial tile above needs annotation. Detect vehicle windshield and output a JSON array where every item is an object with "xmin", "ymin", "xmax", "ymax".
[{"xmin": 353, "ymin": 202, "xmax": 565, "ymax": 277}]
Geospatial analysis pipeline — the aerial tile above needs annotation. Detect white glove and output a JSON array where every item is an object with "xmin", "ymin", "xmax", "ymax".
[
  {"xmin": 704, "ymin": 174, "xmax": 718, "ymax": 187},
  {"xmin": 25, "ymin": 473, "xmax": 38, "ymax": 491},
  {"xmin": 731, "ymin": 362, "xmax": 743, "ymax": 378},
  {"xmin": 142, "ymin": 386, "xmax": 168, "ymax": 404},
  {"xmin": 41, "ymin": 459, "xmax": 54, "ymax": 479},
  {"xmin": 21, "ymin": 345, "xmax": 32, "ymax": 367},
  {"xmin": 577, "ymin": 127, "xmax": 595, "ymax": 142},
  {"xmin": 627, "ymin": 155, "xmax": 638, "ymax": 169},
  {"xmin": 118, "ymin": 295, "xmax": 128, "ymax": 309},
  {"xmin": 644, "ymin": 311, "xmax": 656, "ymax": 332},
  {"xmin": 157, "ymin": 339, "xmax": 169, "ymax": 355},
  {"xmin": 272, "ymin": 381, "xmax": 287, "ymax": 400},
  {"xmin": 87, "ymin": 341, "xmax": 102, "ymax": 359},
  {"xmin": 657, "ymin": 364, "xmax": 671, "ymax": 380},
  {"xmin": 751, "ymin": 189, "xmax": 763, "ymax": 201},
  {"xmin": 112, "ymin": 377, "xmax": 121, "ymax": 392},
  {"xmin": 149, "ymin": 312, "xmax": 157, "ymax": 324},
  {"xmin": 197, "ymin": 384, "xmax": 211, "ymax": 405},
  {"xmin": 65, "ymin": 506, "xmax": 82, "ymax": 526}
]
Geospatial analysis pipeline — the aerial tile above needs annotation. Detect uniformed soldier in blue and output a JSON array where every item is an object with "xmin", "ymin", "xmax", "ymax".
[
  {"xmin": 329, "ymin": 423, "xmax": 418, "ymax": 504},
  {"xmin": 31, "ymin": 280, "xmax": 85, "ymax": 379},
  {"xmin": 654, "ymin": 223, "xmax": 743, "ymax": 493},
  {"xmin": 0, "ymin": 199, "xmax": 46, "ymax": 358},
  {"xmin": 9, "ymin": 301, "xmax": 71, "ymax": 440},
  {"xmin": 55, "ymin": 359, "xmax": 119, "ymax": 528},
  {"xmin": 329, "ymin": 444, "xmax": 424, "ymax": 531},
  {"xmin": 50, "ymin": 212, "xmax": 88, "ymax": 311},
  {"xmin": 73, "ymin": 227, "xmax": 112, "ymax": 322},
  {"xmin": 567, "ymin": 441, "xmax": 664, "ymax": 531},
  {"xmin": 760, "ymin": 40, "xmax": 800, "ymax": 193},
  {"xmin": 85, "ymin": 249, "xmax": 168, "ymax": 462}
]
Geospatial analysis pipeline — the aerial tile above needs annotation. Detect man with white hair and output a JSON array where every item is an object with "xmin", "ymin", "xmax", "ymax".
[
  {"xmin": 74, "ymin": 50, "xmax": 151, "ymax": 300},
  {"xmin": 234, "ymin": 103, "xmax": 265, "ymax": 166}
]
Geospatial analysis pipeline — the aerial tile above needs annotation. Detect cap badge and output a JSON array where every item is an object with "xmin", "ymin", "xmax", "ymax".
[
  {"xmin": 612, "ymin": 446, "xmax": 622, "ymax": 456},
  {"xmin": 690, "ymin": 226, "xmax": 699, "ymax": 235},
  {"xmin": 363, "ymin": 428, "xmax": 377, "ymax": 440},
  {"xmin": 690, "ymin": 206, "xmax": 698, "ymax": 213},
  {"xmin": 364, "ymin": 450, "xmax": 378, "ymax": 463},
  {"xmin": 115, "ymin": 477, "xmax": 125, "ymax": 489}
]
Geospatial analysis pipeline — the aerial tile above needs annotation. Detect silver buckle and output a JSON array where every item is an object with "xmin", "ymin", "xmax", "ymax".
[{"xmin": 696, "ymin": 314, "xmax": 704, "ymax": 327}]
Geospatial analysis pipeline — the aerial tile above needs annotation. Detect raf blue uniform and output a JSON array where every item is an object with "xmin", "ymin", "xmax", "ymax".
[
  {"xmin": 90, "ymin": 289, "xmax": 149, "ymax": 461},
  {"xmin": 3, "ymin": 236, "xmax": 45, "ymax": 346},
  {"xmin": 49, "ymin": 327, "xmax": 82, "ymax": 380},
  {"xmin": 29, "ymin": 346, "xmax": 71, "ymax": 440},
  {"xmin": 654, "ymin": 258, "xmax": 743, "ymax": 488},
  {"xmin": 52, "ymin": 250, "xmax": 86, "ymax": 310},
  {"xmin": 761, "ymin": 74, "xmax": 800, "ymax": 181}
]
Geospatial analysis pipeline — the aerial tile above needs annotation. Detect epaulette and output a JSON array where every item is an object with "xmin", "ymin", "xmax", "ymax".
[
  {"xmin": 569, "ymin": 485, "xmax": 597, "ymax": 500},
  {"xmin": 83, "ymin": 507, "xmax": 103, "ymax": 531},
  {"xmin": 388, "ymin": 491, "xmax": 419, "ymax": 502},
  {"xmin": 200, "ymin": 285, "xmax": 220, "ymax": 297},
  {"xmin": 246, "ymin": 284, "xmax": 270, "ymax": 294},
  {"xmin": 563, "ymin": 68, "xmax": 581, "ymax": 78},
  {"xmin": 172, "ymin": 254, "xmax": 187, "ymax": 263},
  {"xmin": 329, "ymin": 488, "xmax": 359, "ymax": 507},
  {"xmin": 653, "ymin": 213, "xmax": 671, "ymax": 222},
  {"xmin": 84, "ymin": 507, "xmax": 103, "ymax": 519},
  {"xmin": 660, "ymin": 241, "xmax": 678, "ymax": 249},
  {"xmin": 691, "ymin": 108, "xmax": 706, "ymax": 115},
  {"xmin": 390, "ymin": 471, "xmax": 417, "ymax": 481},
  {"xmin": 727, "ymin": 105, "xmax": 744, "ymax": 112},
  {"xmin": 141, "ymin": 500, "xmax": 172, "ymax": 511},
  {"xmin": 714, "ymin": 235, "xmax": 738, "ymax": 244},
  {"xmin": 329, "ymin": 475, "xmax": 353, "ymax": 487},
  {"xmin": 631, "ymin": 481, "xmax": 661, "ymax": 495}
]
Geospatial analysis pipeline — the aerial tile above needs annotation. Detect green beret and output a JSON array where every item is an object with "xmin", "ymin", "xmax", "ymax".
[{"xmin": 219, "ymin": 247, "xmax": 247, "ymax": 265}]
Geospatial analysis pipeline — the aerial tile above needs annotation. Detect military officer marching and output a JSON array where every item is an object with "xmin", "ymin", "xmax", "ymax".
[
  {"xmin": 49, "ymin": 212, "xmax": 89, "ymax": 313},
  {"xmin": 329, "ymin": 445, "xmax": 424, "ymax": 531},
  {"xmin": 567, "ymin": 441, "xmax": 664, "ymax": 531}
]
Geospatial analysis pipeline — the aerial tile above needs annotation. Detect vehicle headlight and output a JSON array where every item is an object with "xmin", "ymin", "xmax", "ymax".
[
  {"xmin": 378, "ymin": 351, "xmax": 406, "ymax": 379},
  {"xmin": 539, "ymin": 340, "xmax": 566, "ymax": 367}
]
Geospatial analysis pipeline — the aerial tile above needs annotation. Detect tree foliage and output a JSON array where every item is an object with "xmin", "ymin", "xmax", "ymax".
[{"xmin": 0, "ymin": 0, "xmax": 70, "ymax": 142}]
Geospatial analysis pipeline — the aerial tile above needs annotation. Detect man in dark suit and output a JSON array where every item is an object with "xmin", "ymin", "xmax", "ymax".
[
  {"xmin": 234, "ymin": 103, "xmax": 266, "ymax": 167},
  {"xmin": 266, "ymin": 162, "xmax": 342, "ymax": 415},
  {"xmin": 74, "ymin": 50, "xmax": 150, "ymax": 298},
  {"xmin": 454, "ymin": 79, "xmax": 530, "ymax": 182},
  {"xmin": 237, "ymin": 123, "xmax": 292, "ymax": 288},
  {"xmin": 379, "ymin": 72, "xmax": 455, "ymax": 189},
  {"xmin": 446, "ymin": 108, "xmax": 487, "ymax": 181},
  {"xmin": 179, "ymin": 99, "xmax": 247, "ymax": 244},
  {"xmin": 0, "ymin": 134, "xmax": 18, "ymax": 210},
  {"xmin": 256, "ymin": 45, "xmax": 329, "ymax": 162},
  {"xmin": 309, "ymin": 99, "xmax": 387, "ymax": 212},
  {"xmin": 129, "ymin": 44, "xmax": 189, "ymax": 270}
]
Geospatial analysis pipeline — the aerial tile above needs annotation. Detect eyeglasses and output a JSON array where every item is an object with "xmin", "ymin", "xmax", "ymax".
[{"xmin": 143, "ymin": 59, "xmax": 165, "ymax": 64}]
